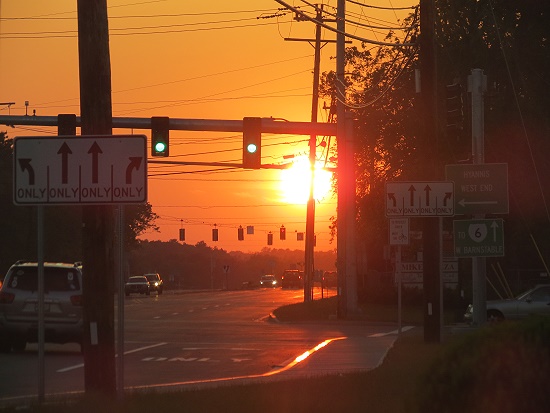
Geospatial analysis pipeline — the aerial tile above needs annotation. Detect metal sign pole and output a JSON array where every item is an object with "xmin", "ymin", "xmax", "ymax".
[
  {"xmin": 117, "ymin": 206, "xmax": 125, "ymax": 399},
  {"xmin": 37, "ymin": 206, "xmax": 45, "ymax": 404}
]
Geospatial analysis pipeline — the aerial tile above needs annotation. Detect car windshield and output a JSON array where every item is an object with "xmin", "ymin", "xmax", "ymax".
[{"xmin": 6, "ymin": 267, "xmax": 80, "ymax": 291}]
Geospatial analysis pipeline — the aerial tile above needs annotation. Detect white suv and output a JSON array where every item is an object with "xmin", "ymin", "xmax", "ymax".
[{"xmin": 0, "ymin": 261, "xmax": 83, "ymax": 352}]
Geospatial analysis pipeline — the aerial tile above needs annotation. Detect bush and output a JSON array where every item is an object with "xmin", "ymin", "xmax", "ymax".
[{"xmin": 410, "ymin": 317, "xmax": 550, "ymax": 413}]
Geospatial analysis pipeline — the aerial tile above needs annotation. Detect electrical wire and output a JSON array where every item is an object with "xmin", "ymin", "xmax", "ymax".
[{"xmin": 346, "ymin": 0, "xmax": 417, "ymax": 11}]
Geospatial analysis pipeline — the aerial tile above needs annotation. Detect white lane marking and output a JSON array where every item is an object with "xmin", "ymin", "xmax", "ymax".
[
  {"xmin": 57, "ymin": 342, "xmax": 167, "ymax": 372},
  {"xmin": 368, "ymin": 326, "xmax": 414, "ymax": 337},
  {"xmin": 181, "ymin": 347, "xmax": 260, "ymax": 351}
]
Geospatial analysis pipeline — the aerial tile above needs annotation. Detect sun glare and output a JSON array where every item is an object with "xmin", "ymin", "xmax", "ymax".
[{"xmin": 279, "ymin": 157, "xmax": 333, "ymax": 204}]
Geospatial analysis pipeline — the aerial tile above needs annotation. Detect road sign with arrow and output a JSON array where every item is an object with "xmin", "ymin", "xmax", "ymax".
[
  {"xmin": 445, "ymin": 163, "xmax": 509, "ymax": 215},
  {"xmin": 385, "ymin": 181, "xmax": 454, "ymax": 217},
  {"xmin": 13, "ymin": 135, "xmax": 147, "ymax": 205},
  {"xmin": 453, "ymin": 218, "xmax": 504, "ymax": 257}
]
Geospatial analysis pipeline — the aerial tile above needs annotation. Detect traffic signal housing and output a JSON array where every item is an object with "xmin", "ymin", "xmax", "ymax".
[
  {"xmin": 445, "ymin": 83, "xmax": 463, "ymax": 131},
  {"xmin": 242, "ymin": 117, "xmax": 261, "ymax": 169},
  {"xmin": 151, "ymin": 116, "xmax": 170, "ymax": 157},
  {"xmin": 280, "ymin": 225, "xmax": 286, "ymax": 241}
]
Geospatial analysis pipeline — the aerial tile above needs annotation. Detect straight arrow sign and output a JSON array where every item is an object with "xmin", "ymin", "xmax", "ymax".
[{"xmin": 385, "ymin": 181, "xmax": 454, "ymax": 217}]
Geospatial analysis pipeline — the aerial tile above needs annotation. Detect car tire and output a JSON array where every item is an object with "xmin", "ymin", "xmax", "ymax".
[{"xmin": 487, "ymin": 310, "xmax": 504, "ymax": 324}]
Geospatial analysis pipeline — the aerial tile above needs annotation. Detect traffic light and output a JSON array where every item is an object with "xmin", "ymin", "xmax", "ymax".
[
  {"xmin": 151, "ymin": 116, "xmax": 169, "ymax": 157},
  {"xmin": 212, "ymin": 228, "xmax": 219, "ymax": 242},
  {"xmin": 238, "ymin": 226, "xmax": 244, "ymax": 241},
  {"xmin": 267, "ymin": 232, "xmax": 273, "ymax": 245},
  {"xmin": 445, "ymin": 83, "xmax": 463, "ymax": 131},
  {"xmin": 242, "ymin": 117, "xmax": 261, "ymax": 169},
  {"xmin": 280, "ymin": 225, "xmax": 286, "ymax": 241},
  {"xmin": 179, "ymin": 228, "xmax": 185, "ymax": 241}
]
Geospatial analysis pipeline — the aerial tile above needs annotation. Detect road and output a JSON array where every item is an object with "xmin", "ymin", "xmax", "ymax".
[{"xmin": 0, "ymin": 288, "xmax": 405, "ymax": 404}]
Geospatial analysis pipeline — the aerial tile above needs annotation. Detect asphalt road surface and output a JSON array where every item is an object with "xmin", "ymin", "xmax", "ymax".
[{"xmin": 0, "ymin": 288, "xmax": 406, "ymax": 405}]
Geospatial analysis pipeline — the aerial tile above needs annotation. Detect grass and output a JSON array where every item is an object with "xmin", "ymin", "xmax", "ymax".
[{"xmin": 273, "ymin": 295, "xmax": 449, "ymax": 325}]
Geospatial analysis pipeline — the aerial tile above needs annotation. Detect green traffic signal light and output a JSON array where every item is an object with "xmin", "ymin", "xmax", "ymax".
[
  {"xmin": 242, "ymin": 117, "xmax": 261, "ymax": 169},
  {"xmin": 246, "ymin": 143, "xmax": 258, "ymax": 154},
  {"xmin": 151, "ymin": 116, "xmax": 169, "ymax": 157},
  {"xmin": 154, "ymin": 141, "xmax": 167, "ymax": 153}
]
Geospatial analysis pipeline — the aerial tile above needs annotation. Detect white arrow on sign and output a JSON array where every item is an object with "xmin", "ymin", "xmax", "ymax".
[{"xmin": 458, "ymin": 199, "xmax": 498, "ymax": 207}]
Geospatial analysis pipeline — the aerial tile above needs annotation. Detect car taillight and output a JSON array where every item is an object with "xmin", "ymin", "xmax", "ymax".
[
  {"xmin": 70, "ymin": 294, "xmax": 83, "ymax": 306},
  {"xmin": 0, "ymin": 291, "xmax": 15, "ymax": 304}
]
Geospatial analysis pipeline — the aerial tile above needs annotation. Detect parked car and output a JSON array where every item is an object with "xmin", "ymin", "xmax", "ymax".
[
  {"xmin": 260, "ymin": 274, "xmax": 278, "ymax": 288},
  {"xmin": 144, "ymin": 273, "xmax": 163, "ymax": 295},
  {"xmin": 464, "ymin": 284, "xmax": 550, "ymax": 323},
  {"xmin": 0, "ymin": 261, "xmax": 83, "ymax": 352},
  {"xmin": 125, "ymin": 276, "xmax": 151, "ymax": 296},
  {"xmin": 281, "ymin": 270, "xmax": 303, "ymax": 289}
]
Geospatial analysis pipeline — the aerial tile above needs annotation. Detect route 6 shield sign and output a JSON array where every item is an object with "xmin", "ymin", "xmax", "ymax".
[{"xmin": 468, "ymin": 223, "xmax": 487, "ymax": 243}]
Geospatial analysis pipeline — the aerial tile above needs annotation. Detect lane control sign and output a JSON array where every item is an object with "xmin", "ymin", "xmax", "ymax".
[{"xmin": 14, "ymin": 135, "xmax": 147, "ymax": 205}]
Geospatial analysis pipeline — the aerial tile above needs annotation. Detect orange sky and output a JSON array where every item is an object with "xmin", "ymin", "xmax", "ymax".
[{"xmin": 0, "ymin": 0, "xmax": 416, "ymax": 252}]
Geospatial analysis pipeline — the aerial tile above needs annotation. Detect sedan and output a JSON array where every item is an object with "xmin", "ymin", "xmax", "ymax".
[
  {"xmin": 125, "ymin": 276, "xmax": 151, "ymax": 296},
  {"xmin": 465, "ymin": 284, "xmax": 550, "ymax": 323}
]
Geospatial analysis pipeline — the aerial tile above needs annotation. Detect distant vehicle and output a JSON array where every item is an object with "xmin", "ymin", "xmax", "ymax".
[
  {"xmin": 144, "ymin": 273, "xmax": 163, "ymax": 295},
  {"xmin": 260, "ymin": 275, "xmax": 278, "ymax": 288},
  {"xmin": 322, "ymin": 271, "xmax": 337, "ymax": 288},
  {"xmin": 125, "ymin": 276, "xmax": 151, "ymax": 296},
  {"xmin": 0, "ymin": 261, "xmax": 83, "ymax": 352},
  {"xmin": 281, "ymin": 270, "xmax": 303, "ymax": 289},
  {"xmin": 464, "ymin": 284, "xmax": 550, "ymax": 323}
]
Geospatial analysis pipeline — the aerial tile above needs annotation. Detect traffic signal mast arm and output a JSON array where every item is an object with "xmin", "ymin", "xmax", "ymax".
[{"xmin": 0, "ymin": 115, "xmax": 337, "ymax": 136}]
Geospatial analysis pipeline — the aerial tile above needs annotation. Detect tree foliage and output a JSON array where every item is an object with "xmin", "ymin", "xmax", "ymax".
[{"xmin": 320, "ymin": 0, "xmax": 550, "ymax": 276}]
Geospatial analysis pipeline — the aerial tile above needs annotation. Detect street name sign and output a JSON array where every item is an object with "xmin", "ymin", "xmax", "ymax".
[
  {"xmin": 453, "ymin": 218, "xmax": 505, "ymax": 257},
  {"xmin": 445, "ymin": 163, "xmax": 509, "ymax": 215},
  {"xmin": 396, "ymin": 259, "xmax": 458, "ymax": 284},
  {"xmin": 385, "ymin": 181, "xmax": 454, "ymax": 217},
  {"xmin": 14, "ymin": 135, "xmax": 147, "ymax": 205}
]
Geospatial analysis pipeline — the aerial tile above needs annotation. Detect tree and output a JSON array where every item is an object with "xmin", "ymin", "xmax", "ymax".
[{"xmin": 320, "ymin": 0, "xmax": 550, "ymax": 283}]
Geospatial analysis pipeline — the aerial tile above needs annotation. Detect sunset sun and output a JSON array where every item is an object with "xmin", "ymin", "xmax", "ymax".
[{"xmin": 279, "ymin": 157, "xmax": 333, "ymax": 204}]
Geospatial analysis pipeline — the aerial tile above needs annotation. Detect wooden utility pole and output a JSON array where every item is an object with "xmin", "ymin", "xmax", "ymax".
[
  {"xmin": 419, "ymin": 0, "xmax": 442, "ymax": 342},
  {"xmin": 77, "ymin": 0, "xmax": 116, "ymax": 396}
]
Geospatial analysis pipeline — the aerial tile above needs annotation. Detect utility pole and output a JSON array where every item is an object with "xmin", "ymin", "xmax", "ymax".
[
  {"xmin": 470, "ymin": 68, "xmax": 488, "ymax": 325},
  {"xmin": 280, "ymin": 4, "xmax": 338, "ymax": 303},
  {"xmin": 303, "ymin": 5, "xmax": 324, "ymax": 302},
  {"xmin": 77, "ymin": 0, "xmax": 117, "ymax": 397},
  {"xmin": 336, "ymin": 0, "xmax": 358, "ymax": 318},
  {"xmin": 419, "ymin": 0, "xmax": 442, "ymax": 343}
]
